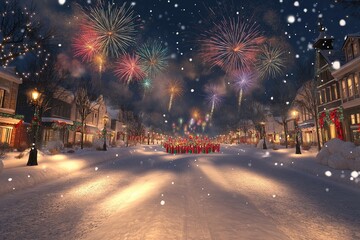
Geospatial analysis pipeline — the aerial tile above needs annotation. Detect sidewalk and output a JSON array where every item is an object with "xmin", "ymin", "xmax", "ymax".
[{"xmin": 0, "ymin": 146, "xmax": 137, "ymax": 196}]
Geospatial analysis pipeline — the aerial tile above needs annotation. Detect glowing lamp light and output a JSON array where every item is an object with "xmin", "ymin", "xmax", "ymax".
[{"xmin": 32, "ymin": 89, "xmax": 40, "ymax": 101}]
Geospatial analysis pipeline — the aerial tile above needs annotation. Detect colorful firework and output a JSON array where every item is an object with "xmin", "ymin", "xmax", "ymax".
[
  {"xmin": 137, "ymin": 40, "xmax": 169, "ymax": 78},
  {"xmin": 79, "ymin": 1, "xmax": 138, "ymax": 58},
  {"xmin": 141, "ymin": 78, "xmax": 153, "ymax": 98},
  {"xmin": 255, "ymin": 44, "xmax": 286, "ymax": 80},
  {"xmin": 232, "ymin": 71, "xmax": 256, "ymax": 109},
  {"xmin": 93, "ymin": 54, "xmax": 106, "ymax": 73},
  {"xmin": 114, "ymin": 53, "xmax": 145, "ymax": 84},
  {"xmin": 72, "ymin": 25, "xmax": 100, "ymax": 62},
  {"xmin": 205, "ymin": 85, "xmax": 223, "ymax": 117},
  {"xmin": 167, "ymin": 79, "xmax": 183, "ymax": 112},
  {"xmin": 199, "ymin": 17, "xmax": 265, "ymax": 73}
]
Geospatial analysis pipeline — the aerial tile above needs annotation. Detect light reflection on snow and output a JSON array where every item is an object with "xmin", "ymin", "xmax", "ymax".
[{"xmin": 262, "ymin": 151, "xmax": 270, "ymax": 158}]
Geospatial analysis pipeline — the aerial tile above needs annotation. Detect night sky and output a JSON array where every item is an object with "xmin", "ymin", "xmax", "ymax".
[{"xmin": 21, "ymin": 0, "xmax": 360, "ymax": 134}]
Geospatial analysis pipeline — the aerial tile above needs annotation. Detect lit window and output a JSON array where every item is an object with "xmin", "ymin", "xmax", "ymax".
[
  {"xmin": 351, "ymin": 114, "xmax": 356, "ymax": 125},
  {"xmin": 355, "ymin": 73, "xmax": 359, "ymax": 96},
  {"xmin": 353, "ymin": 42, "xmax": 359, "ymax": 57},
  {"xmin": 348, "ymin": 76, "xmax": 354, "ymax": 97},
  {"xmin": 342, "ymin": 79, "xmax": 347, "ymax": 99},
  {"xmin": 347, "ymin": 45, "xmax": 353, "ymax": 61},
  {"xmin": 0, "ymin": 89, "xmax": 5, "ymax": 108},
  {"xmin": 357, "ymin": 113, "xmax": 360, "ymax": 123},
  {"xmin": 333, "ymin": 84, "xmax": 338, "ymax": 99}
]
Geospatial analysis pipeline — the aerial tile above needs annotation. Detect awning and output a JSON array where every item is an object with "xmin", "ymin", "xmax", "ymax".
[
  {"xmin": 298, "ymin": 122, "xmax": 315, "ymax": 129},
  {"xmin": 42, "ymin": 117, "xmax": 74, "ymax": 125},
  {"xmin": 0, "ymin": 116, "xmax": 22, "ymax": 125}
]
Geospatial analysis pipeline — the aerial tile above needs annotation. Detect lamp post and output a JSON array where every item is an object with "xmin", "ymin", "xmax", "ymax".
[
  {"xmin": 293, "ymin": 110, "xmax": 301, "ymax": 154},
  {"xmin": 260, "ymin": 122, "xmax": 267, "ymax": 149},
  {"xmin": 102, "ymin": 114, "xmax": 109, "ymax": 151},
  {"xmin": 27, "ymin": 89, "xmax": 40, "ymax": 166},
  {"xmin": 147, "ymin": 131, "xmax": 150, "ymax": 145}
]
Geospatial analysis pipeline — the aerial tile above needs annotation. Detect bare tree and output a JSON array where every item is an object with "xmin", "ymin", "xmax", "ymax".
[
  {"xmin": 17, "ymin": 57, "xmax": 69, "ymax": 145},
  {"xmin": 75, "ymin": 88, "xmax": 100, "ymax": 149},
  {"xmin": 0, "ymin": 0, "xmax": 53, "ymax": 67},
  {"xmin": 271, "ymin": 103, "xmax": 292, "ymax": 148},
  {"xmin": 293, "ymin": 80, "xmax": 321, "ymax": 151},
  {"xmin": 246, "ymin": 101, "xmax": 266, "ymax": 138}
]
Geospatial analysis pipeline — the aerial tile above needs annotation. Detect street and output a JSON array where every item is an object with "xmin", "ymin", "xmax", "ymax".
[{"xmin": 0, "ymin": 145, "xmax": 359, "ymax": 240}]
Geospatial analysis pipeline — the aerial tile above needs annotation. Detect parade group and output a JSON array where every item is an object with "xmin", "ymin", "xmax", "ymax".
[{"xmin": 164, "ymin": 136, "xmax": 220, "ymax": 154}]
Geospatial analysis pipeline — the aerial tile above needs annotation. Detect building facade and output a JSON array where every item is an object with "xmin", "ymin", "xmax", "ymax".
[
  {"xmin": 40, "ymin": 89, "xmax": 116, "ymax": 148},
  {"xmin": 314, "ymin": 26, "xmax": 344, "ymax": 144},
  {"xmin": 332, "ymin": 34, "xmax": 360, "ymax": 144},
  {"xmin": 0, "ymin": 68, "xmax": 26, "ymax": 148}
]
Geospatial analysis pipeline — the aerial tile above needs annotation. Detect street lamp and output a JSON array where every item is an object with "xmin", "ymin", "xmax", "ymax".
[
  {"xmin": 293, "ymin": 110, "xmax": 301, "ymax": 154},
  {"xmin": 27, "ymin": 88, "xmax": 40, "ymax": 166},
  {"xmin": 260, "ymin": 122, "xmax": 267, "ymax": 149},
  {"xmin": 102, "ymin": 114, "xmax": 109, "ymax": 151}
]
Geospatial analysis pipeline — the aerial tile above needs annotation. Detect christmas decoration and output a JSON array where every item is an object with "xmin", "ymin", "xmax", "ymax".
[{"xmin": 318, "ymin": 107, "xmax": 344, "ymax": 140}]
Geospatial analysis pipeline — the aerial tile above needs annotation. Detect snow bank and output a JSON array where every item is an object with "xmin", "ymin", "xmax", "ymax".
[
  {"xmin": 0, "ymin": 146, "xmax": 134, "ymax": 196},
  {"xmin": 316, "ymin": 138, "xmax": 360, "ymax": 170}
]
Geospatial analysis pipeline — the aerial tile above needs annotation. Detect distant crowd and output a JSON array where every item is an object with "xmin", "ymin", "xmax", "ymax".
[{"xmin": 164, "ymin": 136, "xmax": 220, "ymax": 154}]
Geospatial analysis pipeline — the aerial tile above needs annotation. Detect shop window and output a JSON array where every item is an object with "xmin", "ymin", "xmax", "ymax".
[
  {"xmin": 0, "ymin": 89, "xmax": 5, "ymax": 108},
  {"xmin": 43, "ymin": 129, "xmax": 55, "ymax": 142},
  {"xmin": 329, "ymin": 123, "xmax": 336, "ymax": 139},
  {"xmin": 0, "ymin": 126, "xmax": 12, "ymax": 144},
  {"xmin": 357, "ymin": 113, "xmax": 360, "ymax": 124}
]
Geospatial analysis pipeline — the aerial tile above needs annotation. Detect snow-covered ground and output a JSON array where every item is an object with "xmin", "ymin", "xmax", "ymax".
[{"xmin": 0, "ymin": 144, "xmax": 359, "ymax": 240}]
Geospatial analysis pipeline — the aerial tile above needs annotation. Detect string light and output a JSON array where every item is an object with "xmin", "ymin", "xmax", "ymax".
[{"xmin": 0, "ymin": 1, "xmax": 52, "ymax": 78}]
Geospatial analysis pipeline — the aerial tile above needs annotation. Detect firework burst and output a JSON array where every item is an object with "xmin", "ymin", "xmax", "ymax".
[
  {"xmin": 140, "ymin": 78, "xmax": 153, "ymax": 98},
  {"xmin": 114, "ymin": 53, "xmax": 145, "ymax": 84},
  {"xmin": 167, "ymin": 79, "xmax": 183, "ymax": 112},
  {"xmin": 79, "ymin": 1, "xmax": 138, "ymax": 58},
  {"xmin": 93, "ymin": 54, "xmax": 106, "ymax": 73},
  {"xmin": 255, "ymin": 44, "xmax": 286, "ymax": 80},
  {"xmin": 137, "ymin": 40, "xmax": 169, "ymax": 78},
  {"xmin": 232, "ymin": 71, "xmax": 256, "ymax": 109},
  {"xmin": 72, "ymin": 25, "xmax": 100, "ymax": 62},
  {"xmin": 199, "ymin": 17, "xmax": 265, "ymax": 73},
  {"xmin": 205, "ymin": 85, "xmax": 224, "ymax": 117}
]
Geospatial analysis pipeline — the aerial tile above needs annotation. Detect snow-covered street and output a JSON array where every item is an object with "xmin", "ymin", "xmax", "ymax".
[{"xmin": 1, "ymin": 145, "xmax": 360, "ymax": 240}]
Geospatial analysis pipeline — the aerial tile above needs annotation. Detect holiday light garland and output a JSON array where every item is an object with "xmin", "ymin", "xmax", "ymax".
[{"xmin": 0, "ymin": 112, "xmax": 24, "ymax": 120}]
